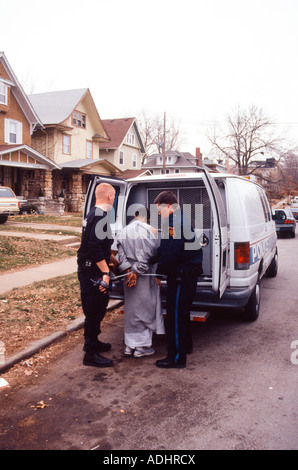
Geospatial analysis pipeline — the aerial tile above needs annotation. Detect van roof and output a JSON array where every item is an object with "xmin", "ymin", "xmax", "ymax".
[{"xmin": 126, "ymin": 172, "xmax": 248, "ymax": 183}]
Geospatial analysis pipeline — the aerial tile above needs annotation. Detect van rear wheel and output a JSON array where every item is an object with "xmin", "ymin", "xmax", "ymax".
[
  {"xmin": 242, "ymin": 280, "xmax": 260, "ymax": 322},
  {"xmin": 266, "ymin": 249, "xmax": 278, "ymax": 278}
]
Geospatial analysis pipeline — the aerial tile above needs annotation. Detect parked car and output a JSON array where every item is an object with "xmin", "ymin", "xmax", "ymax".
[
  {"xmin": 289, "ymin": 205, "xmax": 298, "ymax": 220},
  {"xmin": 83, "ymin": 171, "xmax": 278, "ymax": 322},
  {"xmin": 272, "ymin": 208, "xmax": 296, "ymax": 238},
  {"xmin": 0, "ymin": 186, "xmax": 20, "ymax": 224}
]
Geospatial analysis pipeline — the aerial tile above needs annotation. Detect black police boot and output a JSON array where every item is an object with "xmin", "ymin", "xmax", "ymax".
[
  {"xmin": 83, "ymin": 340, "xmax": 111, "ymax": 353},
  {"xmin": 156, "ymin": 356, "xmax": 186, "ymax": 369},
  {"xmin": 83, "ymin": 352, "xmax": 113, "ymax": 368}
]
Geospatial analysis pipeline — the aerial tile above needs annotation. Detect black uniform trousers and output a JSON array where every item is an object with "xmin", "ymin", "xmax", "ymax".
[
  {"xmin": 165, "ymin": 268, "xmax": 200, "ymax": 365},
  {"xmin": 78, "ymin": 268, "xmax": 109, "ymax": 353}
]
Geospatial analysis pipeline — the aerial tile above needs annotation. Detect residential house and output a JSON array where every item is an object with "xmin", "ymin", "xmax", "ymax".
[
  {"xmin": 99, "ymin": 118, "xmax": 145, "ymax": 175},
  {"xmin": 142, "ymin": 147, "xmax": 227, "ymax": 175},
  {"xmin": 142, "ymin": 149, "xmax": 201, "ymax": 175},
  {"xmin": 29, "ymin": 88, "xmax": 124, "ymax": 212},
  {"xmin": 0, "ymin": 52, "xmax": 59, "ymax": 200}
]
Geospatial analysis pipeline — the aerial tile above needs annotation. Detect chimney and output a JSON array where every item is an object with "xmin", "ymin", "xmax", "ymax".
[{"xmin": 195, "ymin": 147, "xmax": 202, "ymax": 167}]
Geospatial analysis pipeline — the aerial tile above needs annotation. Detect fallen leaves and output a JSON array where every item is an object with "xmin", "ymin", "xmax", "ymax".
[
  {"xmin": 31, "ymin": 399, "xmax": 52, "ymax": 410},
  {"xmin": 0, "ymin": 273, "xmax": 82, "ymax": 357}
]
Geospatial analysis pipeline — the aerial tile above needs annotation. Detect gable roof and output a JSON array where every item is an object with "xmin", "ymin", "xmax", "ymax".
[
  {"xmin": 0, "ymin": 51, "xmax": 43, "ymax": 132},
  {"xmin": 0, "ymin": 144, "xmax": 60, "ymax": 169},
  {"xmin": 28, "ymin": 88, "xmax": 89, "ymax": 125},
  {"xmin": 59, "ymin": 158, "xmax": 123, "ymax": 176},
  {"xmin": 100, "ymin": 118, "xmax": 145, "ymax": 153},
  {"xmin": 142, "ymin": 150, "xmax": 199, "ymax": 169}
]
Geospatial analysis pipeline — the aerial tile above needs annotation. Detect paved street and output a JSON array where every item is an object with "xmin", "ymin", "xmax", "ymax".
[{"xmin": 0, "ymin": 235, "xmax": 297, "ymax": 451}]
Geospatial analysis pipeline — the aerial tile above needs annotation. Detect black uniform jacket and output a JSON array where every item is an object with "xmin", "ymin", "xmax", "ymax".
[
  {"xmin": 156, "ymin": 210, "xmax": 203, "ymax": 276},
  {"xmin": 77, "ymin": 206, "xmax": 113, "ymax": 272}
]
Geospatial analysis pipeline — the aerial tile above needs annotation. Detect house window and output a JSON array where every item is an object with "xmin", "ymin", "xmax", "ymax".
[
  {"xmin": 132, "ymin": 153, "xmax": 137, "ymax": 168},
  {"xmin": 63, "ymin": 134, "xmax": 71, "ymax": 154},
  {"xmin": 72, "ymin": 111, "xmax": 86, "ymax": 129},
  {"xmin": 158, "ymin": 156, "xmax": 163, "ymax": 165},
  {"xmin": 119, "ymin": 150, "xmax": 124, "ymax": 165},
  {"xmin": 166, "ymin": 156, "xmax": 172, "ymax": 164},
  {"xmin": 127, "ymin": 132, "xmax": 135, "ymax": 146},
  {"xmin": 4, "ymin": 119, "xmax": 22, "ymax": 144},
  {"xmin": 86, "ymin": 141, "xmax": 93, "ymax": 158},
  {"xmin": 0, "ymin": 82, "xmax": 7, "ymax": 105}
]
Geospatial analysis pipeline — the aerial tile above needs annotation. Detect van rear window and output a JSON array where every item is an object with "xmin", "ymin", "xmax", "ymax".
[{"xmin": 147, "ymin": 186, "xmax": 211, "ymax": 230}]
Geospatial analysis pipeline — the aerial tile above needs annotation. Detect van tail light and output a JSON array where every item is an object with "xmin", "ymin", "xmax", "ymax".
[
  {"xmin": 234, "ymin": 242, "xmax": 250, "ymax": 270},
  {"xmin": 285, "ymin": 219, "xmax": 294, "ymax": 224}
]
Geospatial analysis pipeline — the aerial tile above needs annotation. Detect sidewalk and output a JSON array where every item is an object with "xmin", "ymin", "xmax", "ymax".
[{"xmin": 0, "ymin": 256, "xmax": 78, "ymax": 294}]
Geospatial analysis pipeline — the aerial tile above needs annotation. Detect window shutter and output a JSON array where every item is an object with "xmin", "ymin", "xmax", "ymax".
[
  {"xmin": 17, "ymin": 122, "xmax": 23, "ymax": 144},
  {"xmin": 4, "ymin": 119, "xmax": 9, "ymax": 143}
]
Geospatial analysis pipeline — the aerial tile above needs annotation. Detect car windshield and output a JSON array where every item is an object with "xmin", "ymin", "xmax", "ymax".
[{"xmin": 0, "ymin": 188, "xmax": 14, "ymax": 197}]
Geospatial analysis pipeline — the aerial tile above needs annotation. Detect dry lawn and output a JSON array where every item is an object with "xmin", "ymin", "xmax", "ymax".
[
  {"xmin": 0, "ymin": 236, "xmax": 77, "ymax": 272},
  {"xmin": 0, "ymin": 273, "xmax": 82, "ymax": 356}
]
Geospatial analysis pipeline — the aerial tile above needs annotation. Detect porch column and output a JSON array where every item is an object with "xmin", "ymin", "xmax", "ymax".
[
  {"xmin": 35, "ymin": 169, "xmax": 53, "ymax": 199},
  {"xmin": 69, "ymin": 171, "xmax": 83, "ymax": 212}
]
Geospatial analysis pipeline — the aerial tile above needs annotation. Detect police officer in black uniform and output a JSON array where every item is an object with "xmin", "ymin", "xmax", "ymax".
[
  {"xmin": 154, "ymin": 191, "xmax": 203, "ymax": 368},
  {"xmin": 77, "ymin": 182, "xmax": 118, "ymax": 368}
]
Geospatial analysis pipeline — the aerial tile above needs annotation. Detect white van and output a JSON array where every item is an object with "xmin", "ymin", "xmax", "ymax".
[{"xmin": 83, "ymin": 170, "xmax": 278, "ymax": 322}]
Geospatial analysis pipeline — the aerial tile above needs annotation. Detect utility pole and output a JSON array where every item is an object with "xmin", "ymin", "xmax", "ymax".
[{"xmin": 162, "ymin": 111, "xmax": 166, "ymax": 174}]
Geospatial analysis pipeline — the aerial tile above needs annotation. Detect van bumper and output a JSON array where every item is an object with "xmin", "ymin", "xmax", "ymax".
[
  {"xmin": 110, "ymin": 285, "xmax": 253, "ymax": 311},
  {"xmin": 188, "ymin": 287, "xmax": 253, "ymax": 310}
]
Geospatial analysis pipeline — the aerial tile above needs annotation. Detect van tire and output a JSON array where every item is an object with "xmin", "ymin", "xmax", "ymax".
[
  {"xmin": 242, "ymin": 280, "xmax": 260, "ymax": 322},
  {"xmin": 266, "ymin": 249, "xmax": 278, "ymax": 278}
]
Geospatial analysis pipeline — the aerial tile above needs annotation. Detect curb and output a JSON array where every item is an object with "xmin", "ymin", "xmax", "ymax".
[{"xmin": 0, "ymin": 300, "xmax": 123, "ymax": 374}]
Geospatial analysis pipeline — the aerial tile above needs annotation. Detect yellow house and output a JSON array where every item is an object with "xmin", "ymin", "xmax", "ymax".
[
  {"xmin": 99, "ymin": 118, "xmax": 145, "ymax": 172},
  {"xmin": 30, "ymin": 88, "xmax": 123, "ymax": 212}
]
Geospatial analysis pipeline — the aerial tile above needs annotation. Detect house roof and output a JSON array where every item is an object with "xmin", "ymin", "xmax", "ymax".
[
  {"xmin": 0, "ymin": 144, "xmax": 60, "ymax": 170},
  {"xmin": 100, "ymin": 118, "xmax": 145, "ymax": 153},
  {"xmin": 28, "ymin": 88, "xmax": 89, "ymax": 125},
  {"xmin": 122, "ymin": 169, "xmax": 152, "ymax": 179},
  {"xmin": 0, "ymin": 52, "xmax": 43, "ymax": 132},
  {"xmin": 142, "ymin": 150, "xmax": 199, "ymax": 169},
  {"xmin": 60, "ymin": 158, "xmax": 123, "ymax": 175}
]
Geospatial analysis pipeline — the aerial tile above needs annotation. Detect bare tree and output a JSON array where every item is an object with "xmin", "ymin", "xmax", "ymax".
[
  {"xmin": 279, "ymin": 152, "xmax": 298, "ymax": 197},
  {"xmin": 137, "ymin": 110, "xmax": 184, "ymax": 158},
  {"xmin": 207, "ymin": 105, "xmax": 295, "ymax": 175}
]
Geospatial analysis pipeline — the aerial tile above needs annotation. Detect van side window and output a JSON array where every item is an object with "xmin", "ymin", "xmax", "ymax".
[{"xmin": 257, "ymin": 187, "xmax": 271, "ymax": 222}]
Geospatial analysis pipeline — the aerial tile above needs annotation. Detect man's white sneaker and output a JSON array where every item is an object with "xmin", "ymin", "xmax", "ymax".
[
  {"xmin": 124, "ymin": 345, "xmax": 134, "ymax": 357},
  {"xmin": 134, "ymin": 347, "xmax": 155, "ymax": 358}
]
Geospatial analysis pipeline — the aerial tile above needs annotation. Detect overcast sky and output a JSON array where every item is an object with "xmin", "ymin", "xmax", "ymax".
[{"xmin": 2, "ymin": 0, "xmax": 298, "ymax": 156}]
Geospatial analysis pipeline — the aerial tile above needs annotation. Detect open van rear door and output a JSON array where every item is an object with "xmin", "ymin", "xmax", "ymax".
[
  {"xmin": 200, "ymin": 170, "xmax": 229, "ymax": 298},
  {"xmin": 84, "ymin": 175, "xmax": 127, "ymax": 238}
]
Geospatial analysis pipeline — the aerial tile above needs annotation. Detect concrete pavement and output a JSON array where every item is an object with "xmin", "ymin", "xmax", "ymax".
[{"xmin": 0, "ymin": 256, "xmax": 78, "ymax": 294}]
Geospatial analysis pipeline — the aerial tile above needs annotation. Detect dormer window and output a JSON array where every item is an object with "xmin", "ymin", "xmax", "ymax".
[
  {"xmin": 157, "ymin": 156, "xmax": 172, "ymax": 165},
  {"xmin": 72, "ymin": 111, "xmax": 86, "ymax": 129},
  {"xmin": 0, "ymin": 82, "xmax": 7, "ymax": 105}
]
